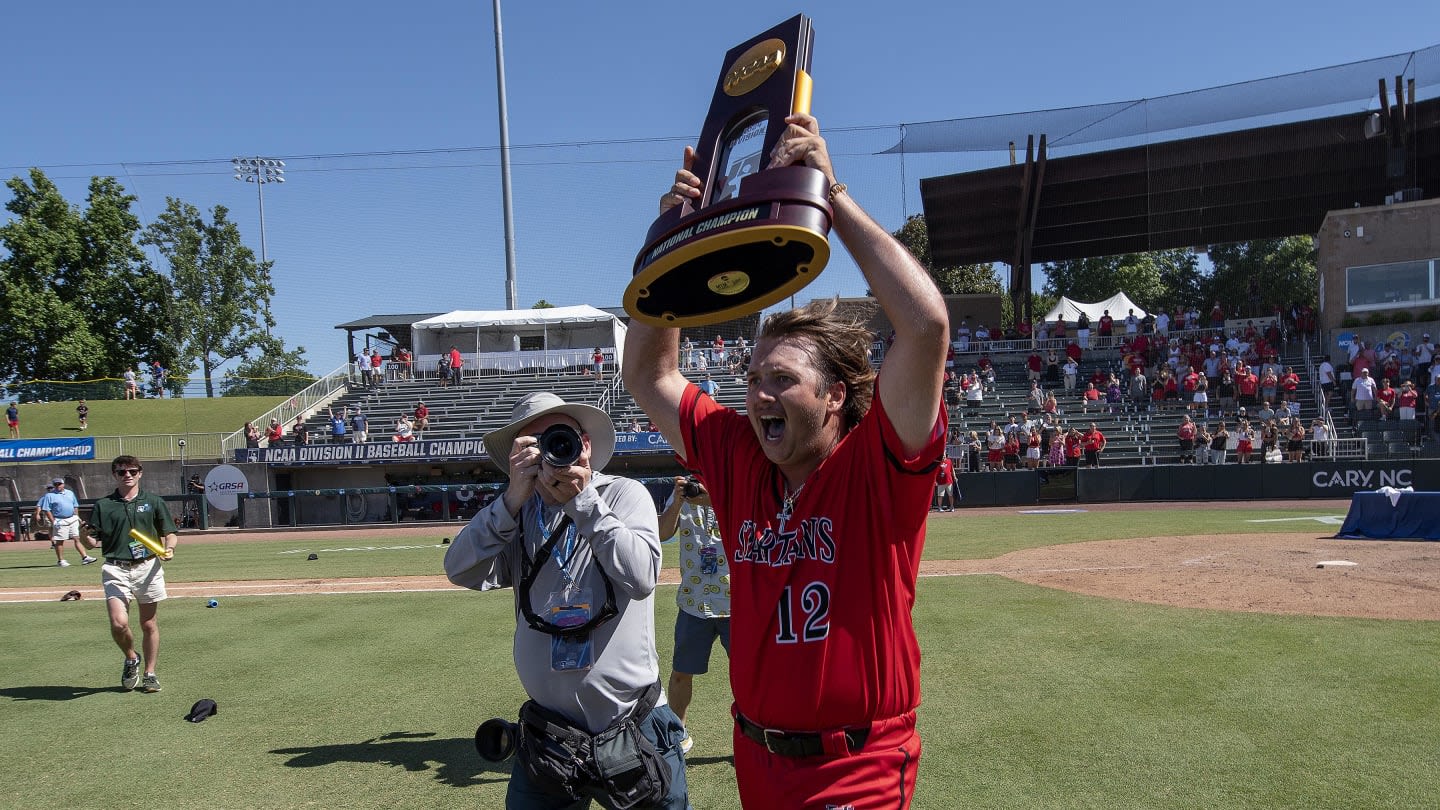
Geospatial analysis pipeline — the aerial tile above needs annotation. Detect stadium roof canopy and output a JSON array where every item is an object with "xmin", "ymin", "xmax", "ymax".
[{"xmin": 904, "ymin": 43, "xmax": 1440, "ymax": 267}]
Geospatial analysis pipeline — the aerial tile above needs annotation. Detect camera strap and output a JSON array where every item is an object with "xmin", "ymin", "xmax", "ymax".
[{"xmin": 519, "ymin": 513, "xmax": 618, "ymax": 638}]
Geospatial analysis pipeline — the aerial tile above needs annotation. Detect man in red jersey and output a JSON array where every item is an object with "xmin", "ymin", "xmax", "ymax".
[{"xmin": 625, "ymin": 113, "xmax": 947, "ymax": 810}]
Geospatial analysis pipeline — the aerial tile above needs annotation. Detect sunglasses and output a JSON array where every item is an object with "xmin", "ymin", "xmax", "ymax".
[{"xmin": 113, "ymin": 468, "xmax": 142, "ymax": 476}]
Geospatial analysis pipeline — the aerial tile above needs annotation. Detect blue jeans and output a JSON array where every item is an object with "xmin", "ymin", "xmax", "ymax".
[{"xmin": 506, "ymin": 702, "xmax": 690, "ymax": 810}]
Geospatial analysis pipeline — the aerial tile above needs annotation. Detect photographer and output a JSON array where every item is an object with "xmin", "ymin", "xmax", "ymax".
[
  {"xmin": 444, "ymin": 392, "xmax": 687, "ymax": 809},
  {"xmin": 658, "ymin": 475, "xmax": 729, "ymax": 757}
]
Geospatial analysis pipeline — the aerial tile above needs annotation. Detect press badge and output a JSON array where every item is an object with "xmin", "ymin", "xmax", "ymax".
[{"xmin": 545, "ymin": 585, "xmax": 594, "ymax": 672}]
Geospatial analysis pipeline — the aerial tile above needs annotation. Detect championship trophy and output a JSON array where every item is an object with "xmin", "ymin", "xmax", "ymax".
[{"xmin": 625, "ymin": 14, "xmax": 832, "ymax": 328}]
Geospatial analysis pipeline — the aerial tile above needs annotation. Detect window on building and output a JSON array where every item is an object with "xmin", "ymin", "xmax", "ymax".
[{"xmin": 1345, "ymin": 259, "xmax": 1436, "ymax": 311}]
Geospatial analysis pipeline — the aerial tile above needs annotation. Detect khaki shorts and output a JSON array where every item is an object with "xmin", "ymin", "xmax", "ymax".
[
  {"xmin": 102, "ymin": 558, "xmax": 168, "ymax": 604},
  {"xmin": 51, "ymin": 515, "xmax": 82, "ymax": 542}
]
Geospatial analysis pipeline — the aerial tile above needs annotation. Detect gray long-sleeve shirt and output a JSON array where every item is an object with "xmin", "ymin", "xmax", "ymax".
[{"xmin": 444, "ymin": 472, "xmax": 663, "ymax": 734}]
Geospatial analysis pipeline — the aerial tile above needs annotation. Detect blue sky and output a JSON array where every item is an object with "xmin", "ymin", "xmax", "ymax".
[{"xmin": 3, "ymin": 0, "xmax": 1437, "ymax": 376}]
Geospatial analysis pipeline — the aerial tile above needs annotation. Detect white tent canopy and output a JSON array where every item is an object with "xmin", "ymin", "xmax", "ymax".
[
  {"xmin": 409, "ymin": 305, "xmax": 627, "ymax": 372},
  {"xmin": 1041, "ymin": 292, "xmax": 1148, "ymax": 325}
]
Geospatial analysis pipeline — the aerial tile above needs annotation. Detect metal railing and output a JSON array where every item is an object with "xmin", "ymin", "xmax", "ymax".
[{"xmin": 219, "ymin": 364, "xmax": 353, "ymax": 458}]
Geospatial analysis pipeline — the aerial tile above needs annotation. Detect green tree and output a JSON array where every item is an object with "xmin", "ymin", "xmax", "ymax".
[
  {"xmin": 891, "ymin": 214, "xmax": 1002, "ymax": 295},
  {"xmin": 220, "ymin": 336, "xmax": 315, "ymax": 396},
  {"xmin": 0, "ymin": 169, "xmax": 176, "ymax": 392},
  {"xmin": 142, "ymin": 199, "xmax": 277, "ymax": 397},
  {"xmin": 1205, "ymin": 237, "xmax": 1317, "ymax": 316},
  {"xmin": 1041, "ymin": 249, "xmax": 1202, "ymax": 313},
  {"xmin": 532, "ymin": 299, "xmax": 556, "ymax": 309}
]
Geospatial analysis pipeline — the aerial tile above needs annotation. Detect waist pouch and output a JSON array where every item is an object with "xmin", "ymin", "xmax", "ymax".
[{"xmin": 516, "ymin": 683, "xmax": 669, "ymax": 810}]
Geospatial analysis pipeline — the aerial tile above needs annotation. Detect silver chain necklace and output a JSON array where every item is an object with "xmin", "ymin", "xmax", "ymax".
[{"xmin": 777, "ymin": 482, "xmax": 806, "ymax": 524}]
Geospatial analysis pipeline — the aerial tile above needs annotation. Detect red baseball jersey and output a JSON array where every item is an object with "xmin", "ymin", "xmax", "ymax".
[{"xmin": 679, "ymin": 383, "xmax": 943, "ymax": 731}]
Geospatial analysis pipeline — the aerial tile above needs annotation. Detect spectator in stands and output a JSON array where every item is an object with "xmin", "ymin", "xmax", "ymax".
[
  {"xmin": 1026, "ymin": 349, "xmax": 1043, "ymax": 383},
  {"xmin": 1027, "ymin": 382, "xmax": 1043, "ymax": 413},
  {"xmin": 265, "ymin": 418, "xmax": 283, "ymax": 446},
  {"xmin": 327, "ymin": 407, "xmax": 348, "ymax": 442},
  {"xmin": 1255, "ymin": 400, "xmax": 1275, "ymax": 423},
  {"xmin": 1286, "ymin": 418, "xmax": 1307, "ymax": 462},
  {"xmin": 955, "ymin": 321, "xmax": 971, "ymax": 352},
  {"xmin": 1081, "ymin": 422, "xmax": 1106, "ymax": 467},
  {"xmin": 1098, "ymin": 310, "xmax": 1114, "ymax": 347},
  {"xmin": 1065, "ymin": 339, "xmax": 1083, "ymax": 367},
  {"xmin": 682, "ymin": 336, "xmax": 698, "ymax": 370},
  {"xmin": 1317, "ymin": 355, "xmax": 1336, "ymax": 404},
  {"xmin": 355, "ymin": 349, "xmax": 372, "ymax": 387},
  {"xmin": 370, "ymin": 350, "xmax": 384, "ymax": 385},
  {"xmin": 709, "ymin": 334, "xmax": 725, "ymax": 366},
  {"xmin": 1397, "ymin": 380, "xmax": 1419, "ymax": 422},
  {"xmin": 1376, "ymin": 377, "xmax": 1397, "ymax": 419},
  {"xmin": 1042, "ymin": 391, "xmax": 1060, "ymax": 417},
  {"xmin": 1062, "ymin": 356, "xmax": 1079, "ymax": 392},
  {"xmin": 448, "ymin": 345, "xmax": 463, "ymax": 387},
  {"xmin": 396, "ymin": 347, "xmax": 413, "ymax": 380},
  {"xmin": 1235, "ymin": 419, "xmax": 1255, "ymax": 463},
  {"xmin": 1052, "ymin": 317, "xmax": 1067, "ymax": 344},
  {"xmin": 1124, "ymin": 309, "xmax": 1139, "ymax": 337},
  {"xmin": 351, "ymin": 407, "xmax": 369, "ymax": 443},
  {"xmin": 1064, "ymin": 427, "xmax": 1084, "ymax": 466},
  {"xmin": 1415, "ymin": 334, "xmax": 1435, "ymax": 388},
  {"xmin": 1427, "ymin": 379, "xmax": 1440, "ymax": 436},
  {"xmin": 1215, "ymin": 371, "xmax": 1235, "ymax": 419},
  {"xmin": 1259, "ymin": 419, "xmax": 1280, "ymax": 463},
  {"xmin": 413, "ymin": 401, "xmax": 430, "ymax": 434},
  {"xmin": 1002, "ymin": 429, "xmax": 1021, "ymax": 470},
  {"xmin": 628, "ymin": 417, "xmax": 643, "ymax": 433},
  {"xmin": 985, "ymin": 423, "xmax": 1005, "ymax": 471},
  {"xmin": 123, "ymin": 368, "xmax": 138, "ymax": 400},
  {"xmin": 1257, "ymin": 364, "xmax": 1278, "ymax": 406},
  {"xmin": 1106, "ymin": 375, "xmax": 1124, "ymax": 414},
  {"xmin": 1176, "ymin": 415, "xmax": 1197, "ymax": 464},
  {"xmin": 1155, "ymin": 310, "xmax": 1170, "ymax": 336},
  {"xmin": 1191, "ymin": 375, "xmax": 1210, "ymax": 419},
  {"xmin": 1209, "ymin": 422, "xmax": 1230, "ymax": 465},
  {"xmin": 1310, "ymin": 418, "xmax": 1329, "ymax": 459},
  {"xmin": 697, "ymin": 373, "xmax": 719, "ymax": 399},
  {"xmin": 1044, "ymin": 350, "xmax": 1061, "ymax": 384},
  {"xmin": 964, "ymin": 430, "xmax": 982, "ymax": 473},
  {"xmin": 1128, "ymin": 366, "xmax": 1148, "ymax": 407},
  {"xmin": 593, "ymin": 347, "xmax": 606, "ymax": 381},
  {"xmin": 1025, "ymin": 425, "xmax": 1043, "ymax": 470},
  {"xmin": 292, "ymin": 415, "xmax": 310, "ymax": 446},
  {"xmin": 963, "ymin": 372, "xmax": 983, "ymax": 416},
  {"xmin": 393, "ymin": 414, "xmax": 415, "ymax": 442},
  {"xmin": 1081, "ymin": 382, "xmax": 1101, "ymax": 413},
  {"xmin": 1076, "ymin": 312, "xmax": 1091, "ymax": 349},
  {"xmin": 244, "ymin": 421, "xmax": 261, "ymax": 449}
]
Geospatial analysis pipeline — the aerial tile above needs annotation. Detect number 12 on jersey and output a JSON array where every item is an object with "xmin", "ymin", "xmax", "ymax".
[{"xmin": 775, "ymin": 581, "xmax": 830, "ymax": 644}]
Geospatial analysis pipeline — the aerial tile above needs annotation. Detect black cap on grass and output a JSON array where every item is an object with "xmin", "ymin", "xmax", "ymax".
[
  {"xmin": 185, "ymin": 699, "xmax": 218, "ymax": 723},
  {"xmin": 60, "ymin": 590, "xmax": 82, "ymax": 602},
  {"xmin": 307, "ymin": 553, "xmax": 319, "ymax": 561}
]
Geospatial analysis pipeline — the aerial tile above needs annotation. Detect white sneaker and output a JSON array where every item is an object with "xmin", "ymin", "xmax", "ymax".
[
  {"xmin": 679, "ymin": 735, "xmax": 694, "ymax": 755},
  {"xmin": 81, "ymin": 556, "xmax": 97, "ymax": 565},
  {"xmin": 57, "ymin": 560, "xmax": 70, "ymax": 567}
]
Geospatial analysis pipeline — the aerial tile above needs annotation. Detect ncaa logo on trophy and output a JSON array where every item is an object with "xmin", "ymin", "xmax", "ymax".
[{"xmin": 625, "ymin": 14, "xmax": 832, "ymax": 328}]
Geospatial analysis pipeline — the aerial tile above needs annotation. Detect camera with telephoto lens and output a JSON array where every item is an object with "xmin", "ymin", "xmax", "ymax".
[
  {"xmin": 539, "ymin": 424, "xmax": 583, "ymax": 467},
  {"xmin": 474, "ymin": 717, "xmax": 517, "ymax": 761},
  {"xmin": 682, "ymin": 479, "xmax": 705, "ymax": 498}
]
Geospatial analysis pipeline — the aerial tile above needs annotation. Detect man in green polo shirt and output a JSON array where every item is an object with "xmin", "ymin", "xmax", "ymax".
[{"xmin": 83, "ymin": 455, "xmax": 178, "ymax": 693}]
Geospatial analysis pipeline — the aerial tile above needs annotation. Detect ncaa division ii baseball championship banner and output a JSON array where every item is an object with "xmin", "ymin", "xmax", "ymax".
[
  {"xmin": 237, "ymin": 433, "xmax": 675, "ymax": 466},
  {"xmin": 0, "ymin": 437, "xmax": 96, "ymax": 462}
]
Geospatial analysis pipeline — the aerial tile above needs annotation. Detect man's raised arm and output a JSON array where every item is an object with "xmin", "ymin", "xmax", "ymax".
[{"xmin": 770, "ymin": 115, "xmax": 949, "ymax": 455}]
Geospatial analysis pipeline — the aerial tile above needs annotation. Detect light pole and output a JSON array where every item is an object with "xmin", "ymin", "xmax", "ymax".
[
  {"xmin": 492, "ymin": 0, "xmax": 518, "ymax": 310},
  {"xmin": 231, "ymin": 157, "xmax": 285, "ymax": 335}
]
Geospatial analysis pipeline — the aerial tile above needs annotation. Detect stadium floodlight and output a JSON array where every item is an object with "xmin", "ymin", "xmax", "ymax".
[{"xmin": 232, "ymin": 156, "xmax": 286, "ymax": 336}]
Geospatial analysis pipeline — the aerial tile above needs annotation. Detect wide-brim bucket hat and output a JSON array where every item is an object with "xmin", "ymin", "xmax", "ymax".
[{"xmin": 483, "ymin": 392, "xmax": 616, "ymax": 473}]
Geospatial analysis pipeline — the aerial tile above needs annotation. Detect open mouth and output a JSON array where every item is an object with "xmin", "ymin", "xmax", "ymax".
[{"xmin": 760, "ymin": 416, "xmax": 786, "ymax": 443}]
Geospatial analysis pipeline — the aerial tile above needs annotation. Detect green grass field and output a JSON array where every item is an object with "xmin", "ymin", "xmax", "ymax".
[
  {"xmin": 3, "ymin": 396, "xmax": 285, "ymax": 440},
  {"xmin": 3, "ymin": 507, "xmax": 1435, "ymax": 809}
]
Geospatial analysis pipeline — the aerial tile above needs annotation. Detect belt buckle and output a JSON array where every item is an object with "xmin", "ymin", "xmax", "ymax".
[{"xmin": 761, "ymin": 728, "xmax": 786, "ymax": 754}]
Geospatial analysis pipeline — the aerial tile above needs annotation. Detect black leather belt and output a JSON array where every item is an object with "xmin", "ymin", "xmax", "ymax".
[
  {"xmin": 106, "ymin": 557, "xmax": 154, "ymax": 569},
  {"xmin": 735, "ymin": 712, "xmax": 869, "ymax": 758}
]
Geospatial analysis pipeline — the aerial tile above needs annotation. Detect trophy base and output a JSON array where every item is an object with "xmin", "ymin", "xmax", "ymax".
[{"xmin": 627, "ymin": 166, "xmax": 832, "ymax": 328}]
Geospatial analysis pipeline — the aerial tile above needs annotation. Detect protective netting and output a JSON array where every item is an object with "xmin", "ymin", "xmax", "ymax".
[{"xmin": 884, "ymin": 43, "xmax": 1440, "ymax": 155}]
